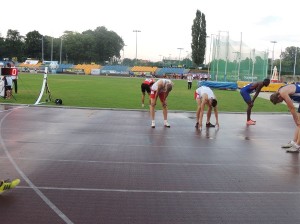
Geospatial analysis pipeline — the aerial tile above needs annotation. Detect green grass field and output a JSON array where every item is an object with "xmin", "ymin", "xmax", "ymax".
[{"xmin": 0, "ymin": 73, "xmax": 288, "ymax": 113}]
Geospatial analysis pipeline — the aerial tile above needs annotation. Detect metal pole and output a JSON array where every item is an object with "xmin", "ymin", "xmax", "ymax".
[
  {"xmin": 279, "ymin": 49, "xmax": 282, "ymax": 82},
  {"xmin": 177, "ymin": 48, "xmax": 183, "ymax": 66},
  {"xmin": 293, "ymin": 47, "xmax": 297, "ymax": 81},
  {"xmin": 133, "ymin": 30, "xmax": 141, "ymax": 62},
  {"xmin": 208, "ymin": 34, "xmax": 215, "ymax": 75},
  {"xmin": 238, "ymin": 32, "xmax": 242, "ymax": 80},
  {"xmin": 225, "ymin": 32, "xmax": 229, "ymax": 81},
  {"xmin": 251, "ymin": 49, "xmax": 255, "ymax": 82},
  {"xmin": 41, "ymin": 36, "xmax": 44, "ymax": 62},
  {"xmin": 59, "ymin": 38, "xmax": 62, "ymax": 64},
  {"xmin": 51, "ymin": 37, "xmax": 53, "ymax": 61},
  {"xmin": 270, "ymin": 41, "xmax": 277, "ymax": 76}
]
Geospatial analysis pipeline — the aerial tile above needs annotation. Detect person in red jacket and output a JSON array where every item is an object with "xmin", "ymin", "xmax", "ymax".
[{"xmin": 141, "ymin": 78, "xmax": 155, "ymax": 107}]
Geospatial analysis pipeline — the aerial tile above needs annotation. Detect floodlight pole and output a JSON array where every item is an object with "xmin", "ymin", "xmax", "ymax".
[
  {"xmin": 208, "ymin": 34, "xmax": 216, "ymax": 75},
  {"xmin": 59, "ymin": 38, "xmax": 63, "ymax": 64},
  {"xmin": 51, "ymin": 37, "xmax": 53, "ymax": 61},
  {"xmin": 177, "ymin": 48, "xmax": 183, "ymax": 66},
  {"xmin": 133, "ymin": 30, "xmax": 141, "ymax": 62},
  {"xmin": 218, "ymin": 31, "xmax": 229, "ymax": 81},
  {"xmin": 293, "ymin": 47, "xmax": 298, "ymax": 80},
  {"xmin": 41, "ymin": 36, "xmax": 44, "ymax": 62}
]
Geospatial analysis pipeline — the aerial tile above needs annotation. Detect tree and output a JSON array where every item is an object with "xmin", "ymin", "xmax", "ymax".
[
  {"xmin": 92, "ymin": 26, "xmax": 124, "ymax": 63},
  {"xmin": 0, "ymin": 36, "xmax": 5, "ymax": 59},
  {"xmin": 191, "ymin": 10, "xmax": 207, "ymax": 66},
  {"xmin": 4, "ymin": 29, "xmax": 24, "ymax": 61},
  {"xmin": 24, "ymin": 31, "xmax": 43, "ymax": 60},
  {"xmin": 274, "ymin": 46, "xmax": 300, "ymax": 75}
]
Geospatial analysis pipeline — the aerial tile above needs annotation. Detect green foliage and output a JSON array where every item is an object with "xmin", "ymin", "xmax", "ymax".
[
  {"xmin": 24, "ymin": 31, "xmax": 43, "ymax": 59},
  {"xmin": 0, "ymin": 27, "xmax": 124, "ymax": 64},
  {"xmin": 191, "ymin": 10, "xmax": 207, "ymax": 66},
  {"xmin": 1, "ymin": 74, "xmax": 288, "ymax": 113}
]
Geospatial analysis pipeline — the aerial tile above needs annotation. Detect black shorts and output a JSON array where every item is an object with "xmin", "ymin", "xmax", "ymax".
[{"xmin": 141, "ymin": 83, "xmax": 151, "ymax": 94}]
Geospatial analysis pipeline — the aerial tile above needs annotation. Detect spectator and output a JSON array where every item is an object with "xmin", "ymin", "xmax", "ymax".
[{"xmin": 187, "ymin": 74, "xmax": 193, "ymax": 89}]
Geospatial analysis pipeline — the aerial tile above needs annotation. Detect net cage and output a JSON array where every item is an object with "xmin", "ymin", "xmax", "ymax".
[{"xmin": 208, "ymin": 34, "xmax": 269, "ymax": 82}]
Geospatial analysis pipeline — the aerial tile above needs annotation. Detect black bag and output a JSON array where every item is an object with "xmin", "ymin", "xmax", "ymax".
[{"xmin": 55, "ymin": 99, "xmax": 62, "ymax": 105}]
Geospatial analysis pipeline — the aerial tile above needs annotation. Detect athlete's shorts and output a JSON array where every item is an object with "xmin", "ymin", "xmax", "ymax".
[
  {"xmin": 240, "ymin": 89, "xmax": 251, "ymax": 103},
  {"xmin": 150, "ymin": 91, "xmax": 165, "ymax": 102},
  {"xmin": 141, "ymin": 83, "xmax": 151, "ymax": 94},
  {"xmin": 194, "ymin": 91, "xmax": 200, "ymax": 99}
]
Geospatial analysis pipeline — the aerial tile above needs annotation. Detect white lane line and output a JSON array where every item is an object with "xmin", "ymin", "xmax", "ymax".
[
  {"xmin": 17, "ymin": 186, "xmax": 300, "ymax": 195},
  {"xmin": 7, "ymin": 157, "xmax": 299, "ymax": 167},
  {"xmin": 0, "ymin": 108, "xmax": 73, "ymax": 224}
]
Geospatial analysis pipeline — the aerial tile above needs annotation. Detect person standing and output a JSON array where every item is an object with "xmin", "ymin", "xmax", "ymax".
[
  {"xmin": 141, "ymin": 78, "xmax": 155, "ymax": 107},
  {"xmin": 240, "ymin": 79, "xmax": 270, "ymax": 125},
  {"xmin": 0, "ymin": 178, "xmax": 20, "ymax": 193},
  {"xmin": 270, "ymin": 83, "xmax": 300, "ymax": 152},
  {"xmin": 150, "ymin": 79, "xmax": 174, "ymax": 128},
  {"xmin": 187, "ymin": 74, "xmax": 193, "ymax": 89},
  {"xmin": 195, "ymin": 86, "xmax": 219, "ymax": 130}
]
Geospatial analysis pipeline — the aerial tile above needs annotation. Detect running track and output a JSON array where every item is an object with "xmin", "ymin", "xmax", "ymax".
[{"xmin": 1, "ymin": 105, "xmax": 300, "ymax": 224}]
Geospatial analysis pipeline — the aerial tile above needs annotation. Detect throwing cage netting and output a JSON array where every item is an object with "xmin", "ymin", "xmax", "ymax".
[{"xmin": 208, "ymin": 33, "xmax": 269, "ymax": 82}]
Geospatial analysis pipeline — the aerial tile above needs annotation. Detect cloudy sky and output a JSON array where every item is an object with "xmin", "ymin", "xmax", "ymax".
[{"xmin": 1, "ymin": 0, "xmax": 298, "ymax": 62}]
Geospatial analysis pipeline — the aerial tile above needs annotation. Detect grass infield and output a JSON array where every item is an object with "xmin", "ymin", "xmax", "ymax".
[{"xmin": 1, "ymin": 73, "xmax": 288, "ymax": 113}]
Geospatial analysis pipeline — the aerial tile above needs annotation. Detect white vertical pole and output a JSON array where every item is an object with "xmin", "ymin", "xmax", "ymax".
[
  {"xmin": 293, "ymin": 47, "xmax": 297, "ymax": 81},
  {"xmin": 51, "ymin": 37, "xmax": 53, "ymax": 61},
  {"xmin": 238, "ymin": 32, "xmax": 242, "ymax": 80},
  {"xmin": 279, "ymin": 49, "xmax": 282, "ymax": 82},
  {"xmin": 59, "ymin": 38, "xmax": 63, "ymax": 64}
]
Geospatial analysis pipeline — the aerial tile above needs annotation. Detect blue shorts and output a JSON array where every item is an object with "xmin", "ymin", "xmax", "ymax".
[{"xmin": 240, "ymin": 89, "xmax": 251, "ymax": 103}]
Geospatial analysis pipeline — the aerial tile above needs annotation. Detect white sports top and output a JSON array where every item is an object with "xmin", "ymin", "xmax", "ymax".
[
  {"xmin": 151, "ymin": 79, "xmax": 172, "ymax": 92},
  {"xmin": 195, "ymin": 86, "xmax": 215, "ymax": 99}
]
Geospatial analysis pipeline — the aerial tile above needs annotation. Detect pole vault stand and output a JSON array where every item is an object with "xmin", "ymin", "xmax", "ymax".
[{"xmin": 34, "ymin": 67, "xmax": 52, "ymax": 105}]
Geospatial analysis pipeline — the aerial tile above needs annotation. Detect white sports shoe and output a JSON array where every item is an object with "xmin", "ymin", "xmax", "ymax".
[
  {"xmin": 151, "ymin": 121, "xmax": 155, "ymax": 128},
  {"xmin": 164, "ymin": 121, "xmax": 170, "ymax": 128},
  {"xmin": 281, "ymin": 141, "xmax": 295, "ymax": 149},
  {"xmin": 286, "ymin": 144, "xmax": 300, "ymax": 153}
]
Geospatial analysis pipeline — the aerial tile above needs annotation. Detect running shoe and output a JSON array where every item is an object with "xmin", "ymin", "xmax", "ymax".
[
  {"xmin": 164, "ymin": 121, "xmax": 171, "ymax": 128},
  {"xmin": 281, "ymin": 141, "xmax": 294, "ymax": 149},
  {"xmin": 0, "ymin": 179, "xmax": 20, "ymax": 194},
  {"xmin": 195, "ymin": 122, "xmax": 199, "ymax": 129},
  {"xmin": 246, "ymin": 120, "xmax": 256, "ymax": 125},
  {"xmin": 206, "ymin": 122, "xmax": 215, "ymax": 128},
  {"xmin": 286, "ymin": 144, "xmax": 300, "ymax": 153},
  {"xmin": 151, "ymin": 121, "xmax": 155, "ymax": 128}
]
